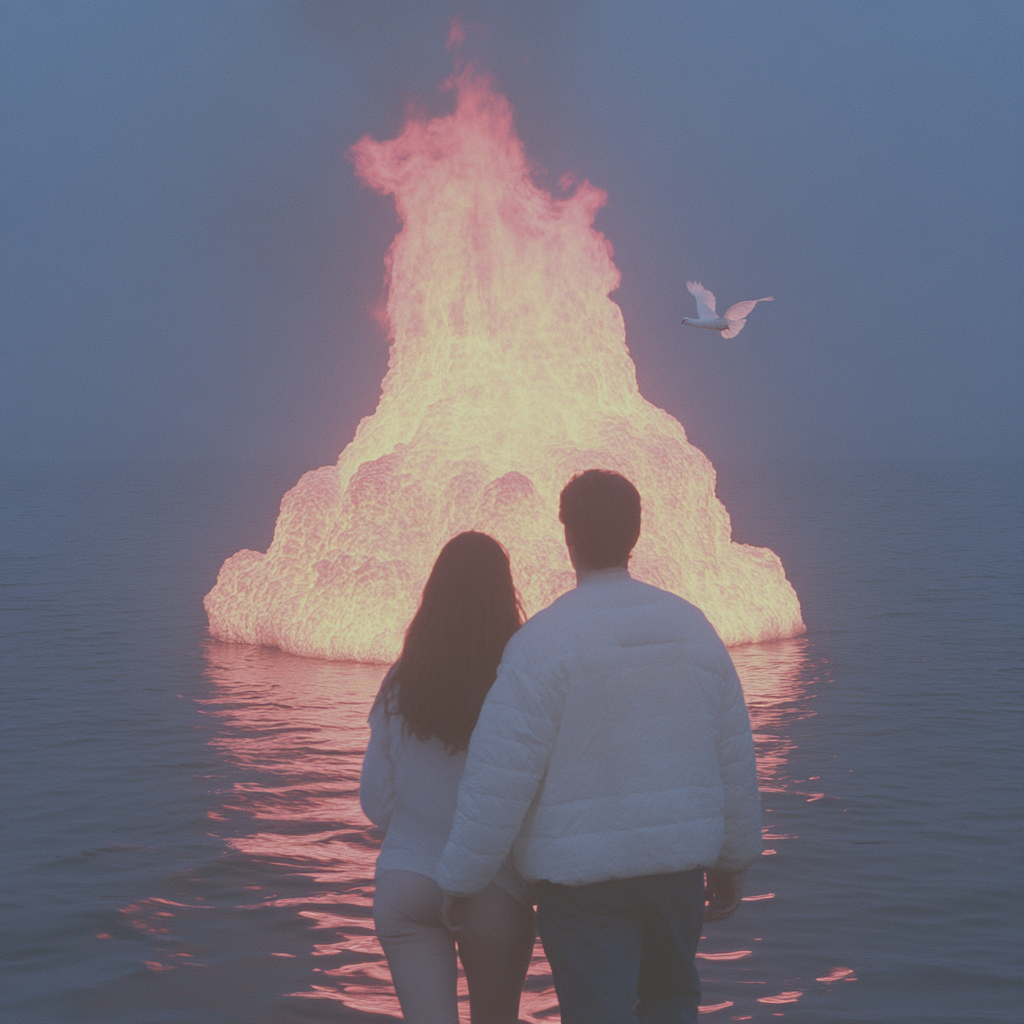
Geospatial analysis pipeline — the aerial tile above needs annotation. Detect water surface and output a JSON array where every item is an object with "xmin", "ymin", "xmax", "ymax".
[{"xmin": 2, "ymin": 459, "xmax": 1021, "ymax": 1022}]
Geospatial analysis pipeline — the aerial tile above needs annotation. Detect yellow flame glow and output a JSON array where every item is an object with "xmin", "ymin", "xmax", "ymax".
[{"xmin": 205, "ymin": 68, "xmax": 804, "ymax": 661}]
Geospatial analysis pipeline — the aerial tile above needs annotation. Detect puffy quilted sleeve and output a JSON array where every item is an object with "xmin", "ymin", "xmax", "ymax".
[
  {"xmin": 359, "ymin": 701, "xmax": 396, "ymax": 832},
  {"xmin": 712, "ymin": 657, "xmax": 763, "ymax": 871},
  {"xmin": 435, "ymin": 661, "xmax": 565, "ymax": 897}
]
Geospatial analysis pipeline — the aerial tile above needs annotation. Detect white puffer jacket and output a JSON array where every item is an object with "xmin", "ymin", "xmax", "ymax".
[{"xmin": 435, "ymin": 568, "xmax": 762, "ymax": 896}]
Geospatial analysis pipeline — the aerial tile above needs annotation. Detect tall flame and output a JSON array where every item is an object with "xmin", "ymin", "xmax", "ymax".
[{"xmin": 205, "ymin": 68, "xmax": 804, "ymax": 661}]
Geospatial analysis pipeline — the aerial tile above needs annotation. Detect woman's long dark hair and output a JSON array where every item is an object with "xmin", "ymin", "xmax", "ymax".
[{"xmin": 378, "ymin": 531, "xmax": 523, "ymax": 751}]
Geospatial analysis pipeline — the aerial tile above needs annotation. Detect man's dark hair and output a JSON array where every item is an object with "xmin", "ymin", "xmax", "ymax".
[{"xmin": 559, "ymin": 470, "xmax": 642, "ymax": 570}]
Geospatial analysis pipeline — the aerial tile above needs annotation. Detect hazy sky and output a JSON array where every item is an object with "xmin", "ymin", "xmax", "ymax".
[{"xmin": 2, "ymin": 1, "xmax": 1021, "ymax": 468}]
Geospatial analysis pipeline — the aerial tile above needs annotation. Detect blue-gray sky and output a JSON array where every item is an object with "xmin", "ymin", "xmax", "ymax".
[{"xmin": 2, "ymin": 1, "xmax": 1021, "ymax": 468}]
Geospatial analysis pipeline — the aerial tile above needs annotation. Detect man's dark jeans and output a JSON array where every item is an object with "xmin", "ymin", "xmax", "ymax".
[{"xmin": 536, "ymin": 869, "xmax": 705, "ymax": 1024}]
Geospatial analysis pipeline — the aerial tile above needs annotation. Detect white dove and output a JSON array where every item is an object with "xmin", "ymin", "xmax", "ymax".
[{"xmin": 681, "ymin": 281, "xmax": 773, "ymax": 339}]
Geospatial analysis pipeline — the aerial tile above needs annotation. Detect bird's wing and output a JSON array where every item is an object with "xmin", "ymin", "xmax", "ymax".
[
  {"xmin": 723, "ymin": 296, "xmax": 773, "ymax": 321},
  {"xmin": 687, "ymin": 281, "xmax": 718, "ymax": 319},
  {"xmin": 720, "ymin": 319, "xmax": 747, "ymax": 339}
]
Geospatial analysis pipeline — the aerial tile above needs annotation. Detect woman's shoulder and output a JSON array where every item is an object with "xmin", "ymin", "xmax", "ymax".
[
  {"xmin": 368, "ymin": 697, "xmax": 391, "ymax": 727},
  {"xmin": 371, "ymin": 699, "xmax": 465, "ymax": 760},
  {"xmin": 369, "ymin": 663, "xmax": 399, "ymax": 716},
  {"xmin": 369, "ymin": 692, "xmax": 405, "ymax": 737}
]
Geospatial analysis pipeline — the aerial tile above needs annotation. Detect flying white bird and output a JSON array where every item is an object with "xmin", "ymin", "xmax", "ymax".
[{"xmin": 681, "ymin": 281, "xmax": 773, "ymax": 339}]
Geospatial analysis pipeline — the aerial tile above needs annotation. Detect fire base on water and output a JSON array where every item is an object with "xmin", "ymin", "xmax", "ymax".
[{"xmin": 205, "ymin": 68, "xmax": 804, "ymax": 662}]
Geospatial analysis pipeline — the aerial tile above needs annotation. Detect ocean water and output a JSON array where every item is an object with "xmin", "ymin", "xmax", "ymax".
[{"xmin": 1, "ymin": 458, "xmax": 1021, "ymax": 1023}]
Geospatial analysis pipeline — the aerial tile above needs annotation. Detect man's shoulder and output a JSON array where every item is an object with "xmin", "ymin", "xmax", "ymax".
[
  {"xmin": 502, "ymin": 576, "xmax": 724, "ymax": 665},
  {"xmin": 627, "ymin": 576, "xmax": 699, "ymax": 609},
  {"xmin": 606, "ymin": 575, "xmax": 721, "ymax": 638},
  {"xmin": 501, "ymin": 589, "xmax": 579, "ymax": 665}
]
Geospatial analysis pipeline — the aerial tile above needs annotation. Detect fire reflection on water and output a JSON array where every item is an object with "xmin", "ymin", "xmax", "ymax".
[
  {"xmin": 117, "ymin": 636, "xmax": 847, "ymax": 1021},
  {"xmin": 195, "ymin": 640, "xmax": 564, "ymax": 1020},
  {"xmin": 730, "ymin": 637, "xmax": 819, "ymax": 795}
]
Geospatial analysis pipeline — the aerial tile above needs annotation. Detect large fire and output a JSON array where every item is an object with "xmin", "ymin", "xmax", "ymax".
[{"xmin": 205, "ymin": 67, "xmax": 804, "ymax": 662}]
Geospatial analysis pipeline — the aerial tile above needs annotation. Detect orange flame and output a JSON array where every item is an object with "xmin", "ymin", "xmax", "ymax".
[{"xmin": 205, "ymin": 67, "xmax": 804, "ymax": 661}]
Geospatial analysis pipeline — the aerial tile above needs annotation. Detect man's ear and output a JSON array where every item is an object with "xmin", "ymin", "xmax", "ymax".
[{"xmin": 563, "ymin": 526, "xmax": 581, "ymax": 572}]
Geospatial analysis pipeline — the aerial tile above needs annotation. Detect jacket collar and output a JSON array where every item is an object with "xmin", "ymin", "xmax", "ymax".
[{"xmin": 576, "ymin": 565, "xmax": 632, "ymax": 588}]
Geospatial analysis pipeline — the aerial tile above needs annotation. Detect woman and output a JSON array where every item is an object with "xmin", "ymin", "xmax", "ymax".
[{"xmin": 360, "ymin": 531, "xmax": 535, "ymax": 1024}]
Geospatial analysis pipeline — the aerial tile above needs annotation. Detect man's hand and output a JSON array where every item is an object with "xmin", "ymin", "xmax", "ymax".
[
  {"xmin": 704, "ymin": 869, "xmax": 746, "ymax": 921},
  {"xmin": 440, "ymin": 894, "xmax": 470, "ymax": 932}
]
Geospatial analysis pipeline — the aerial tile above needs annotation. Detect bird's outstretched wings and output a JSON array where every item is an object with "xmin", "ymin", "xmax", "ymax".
[
  {"xmin": 723, "ymin": 296, "xmax": 773, "ymax": 322},
  {"xmin": 720, "ymin": 320, "xmax": 747, "ymax": 339},
  {"xmin": 686, "ymin": 281, "xmax": 718, "ymax": 320}
]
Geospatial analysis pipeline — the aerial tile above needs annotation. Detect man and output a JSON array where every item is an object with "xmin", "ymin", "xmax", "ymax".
[{"xmin": 436, "ymin": 469, "xmax": 762, "ymax": 1023}]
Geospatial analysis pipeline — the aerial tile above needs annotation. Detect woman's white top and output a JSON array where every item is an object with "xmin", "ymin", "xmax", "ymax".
[{"xmin": 359, "ymin": 680, "xmax": 528, "ymax": 904}]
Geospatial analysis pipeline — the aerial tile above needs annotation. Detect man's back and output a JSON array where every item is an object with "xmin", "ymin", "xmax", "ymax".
[
  {"xmin": 435, "ymin": 567, "xmax": 762, "ymax": 895},
  {"xmin": 436, "ymin": 470, "xmax": 762, "ymax": 1023}
]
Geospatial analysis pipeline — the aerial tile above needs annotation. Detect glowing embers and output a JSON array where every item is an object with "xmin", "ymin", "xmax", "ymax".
[{"xmin": 205, "ymin": 66, "xmax": 804, "ymax": 661}]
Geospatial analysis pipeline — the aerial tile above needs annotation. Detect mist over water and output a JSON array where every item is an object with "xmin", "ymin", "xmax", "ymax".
[
  {"xmin": 3, "ymin": 7, "xmax": 1020, "ymax": 1018},
  {"xmin": 2, "ymin": 2, "xmax": 1020, "ymax": 469},
  {"xmin": 2, "ymin": 458, "xmax": 1020, "ymax": 1022}
]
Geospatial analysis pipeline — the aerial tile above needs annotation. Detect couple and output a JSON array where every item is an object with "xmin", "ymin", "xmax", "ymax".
[{"xmin": 359, "ymin": 470, "xmax": 762, "ymax": 1023}]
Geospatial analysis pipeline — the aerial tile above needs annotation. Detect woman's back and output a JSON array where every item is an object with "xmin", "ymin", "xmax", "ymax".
[
  {"xmin": 360, "ymin": 693, "xmax": 528, "ymax": 904},
  {"xmin": 361, "ymin": 696, "xmax": 467, "ymax": 877},
  {"xmin": 358, "ymin": 532, "xmax": 533, "ymax": 1023}
]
